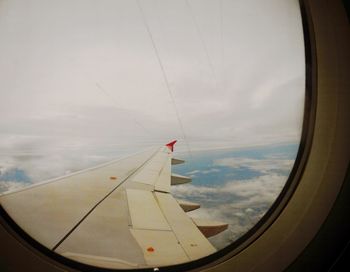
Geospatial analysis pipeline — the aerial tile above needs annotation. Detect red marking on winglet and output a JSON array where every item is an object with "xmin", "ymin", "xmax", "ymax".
[{"xmin": 165, "ymin": 140, "xmax": 177, "ymax": 152}]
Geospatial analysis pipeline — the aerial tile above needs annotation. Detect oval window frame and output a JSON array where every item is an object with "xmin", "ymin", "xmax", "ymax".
[{"xmin": 2, "ymin": 0, "xmax": 349, "ymax": 272}]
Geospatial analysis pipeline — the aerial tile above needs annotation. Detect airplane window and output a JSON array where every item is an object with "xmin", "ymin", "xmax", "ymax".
[{"xmin": 0, "ymin": 0, "xmax": 305, "ymax": 270}]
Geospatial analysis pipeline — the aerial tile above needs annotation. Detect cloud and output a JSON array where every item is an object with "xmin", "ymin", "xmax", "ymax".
[
  {"xmin": 187, "ymin": 170, "xmax": 201, "ymax": 175},
  {"xmin": 172, "ymin": 173, "xmax": 285, "ymax": 205},
  {"xmin": 202, "ymin": 168, "xmax": 221, "ymax": 174},
  {"xmin": 0, "ymin": 181, "xmax": 30, "ymax": 194},
  {"xmin": 0, "ymin": 133, "xmax": 140, "ymax": 187},
  {"xmin": 0, "ymin": 0, "xmax": 304, "ymax": 151},
  {"xmin": 186, "ymin": 168, "xmax": 220, "ymax": 176},
  {"xmin": 172, "ymin": 173, "xmax": 287, "ymax": 249},
  {"xmin": 214, "ymin": 157, "xmax": 294, "ymax": 174}
]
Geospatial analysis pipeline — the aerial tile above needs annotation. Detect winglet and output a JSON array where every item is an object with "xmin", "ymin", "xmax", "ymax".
[{"xmin": 165, "ymin": 140, "xmax": 177, "ymax": 152}]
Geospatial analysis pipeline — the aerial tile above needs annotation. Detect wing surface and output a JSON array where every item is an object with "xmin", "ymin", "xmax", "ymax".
[{"xmin": 0, "ymin": 143, "xmax": 221, "ymax": 269}]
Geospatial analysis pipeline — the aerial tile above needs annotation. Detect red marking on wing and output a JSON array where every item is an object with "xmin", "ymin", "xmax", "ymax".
[{"xmin": 147, "ymin": 247, "xmax": 155, "ymax": 252}]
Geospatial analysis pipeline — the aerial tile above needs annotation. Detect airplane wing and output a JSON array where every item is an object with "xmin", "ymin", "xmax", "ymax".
[{"xmin": 0, "ymin": 141, "xmax": 227, "ymax": 269}]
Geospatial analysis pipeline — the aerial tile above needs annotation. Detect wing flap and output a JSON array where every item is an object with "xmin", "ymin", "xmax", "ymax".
[
  {"xmin": 130, "ymin": 229, "xmax": 189, "ymax": 267},
  {"xmin": 126, "ymin": 189, "xmax": 170, "ymax": 231},
  {"xmin": 155, "ymin": 192, "xmax": 216, "ymax": 260}
]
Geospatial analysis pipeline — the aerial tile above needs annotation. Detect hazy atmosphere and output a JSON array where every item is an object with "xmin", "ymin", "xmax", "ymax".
[
  {"xmin": 0, "ymin": 0, "xmax": 304, "ymax": 152},
  {"xmin": 0, "ymin": 0, "xmax": 304, "ymax": 251}
]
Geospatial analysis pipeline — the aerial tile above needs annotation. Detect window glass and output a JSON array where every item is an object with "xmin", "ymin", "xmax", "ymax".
[{"xmin": 0, "ymin": 0, "xmax": 305, "ymax": 268}]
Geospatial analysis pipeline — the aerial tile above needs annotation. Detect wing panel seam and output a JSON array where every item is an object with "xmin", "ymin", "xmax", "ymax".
[
  {"xmin": 51, "ymin": 149, "xmax": 159, "ymax": 251},
  {"xmin": 153, "ymin": 191, "xmax": 191, "ymax": 260}
]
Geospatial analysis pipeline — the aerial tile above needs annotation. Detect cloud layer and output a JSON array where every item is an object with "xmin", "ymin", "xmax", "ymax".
[
  {"xmin": 0, "ymin": 0, "xmax": 304, "ymax": 153},
  {"xmin": 171, "ymin": 148, "xmax": 294, "ymax": 249},
  {"xmin": 214, "ymin": 157, "xmax": 294, "ymax": 174}
]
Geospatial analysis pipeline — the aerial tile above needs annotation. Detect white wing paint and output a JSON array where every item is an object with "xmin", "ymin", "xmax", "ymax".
[{"xmin": 0, "ymin": 141, "xmax": 227, "ymax": 269}]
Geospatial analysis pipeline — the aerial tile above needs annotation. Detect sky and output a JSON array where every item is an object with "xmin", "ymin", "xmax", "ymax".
[{"xmin": 0, "ymin": 0, "xmax": 305, "ymax": 157}]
